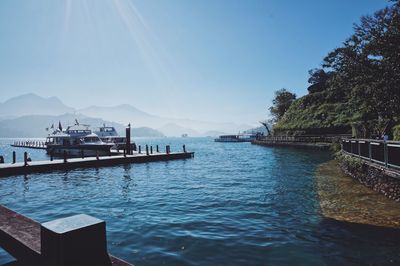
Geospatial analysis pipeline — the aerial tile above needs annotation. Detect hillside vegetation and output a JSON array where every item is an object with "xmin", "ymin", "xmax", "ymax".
[{"xmin": 273, "ymin": 1, "xmax": 400, "ymax": 138}]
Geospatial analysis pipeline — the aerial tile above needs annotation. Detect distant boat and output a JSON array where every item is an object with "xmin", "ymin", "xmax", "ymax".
[
  {"xmin": 214, "ymin": 133, "xmax": 259, "ymax": 143},
  {"xmin": 45, "ymin": 122, "xmax": 113, "ymax": 156},
  {"xmin": 181, "ymin": 133, "xmax": 188, "ymax": 138}
]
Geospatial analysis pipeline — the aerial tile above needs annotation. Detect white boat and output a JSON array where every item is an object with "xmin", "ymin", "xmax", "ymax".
[
  {"xmin": 94, "ymin": 125, "xmax": 134, "ymax": 150},
  {"xmin": 45, "ymin": 122, "xmax": 114, "ymax": 156},
  {"xmin": 214, "ymin": 133, "xmax": 259, "ymax": 143}
]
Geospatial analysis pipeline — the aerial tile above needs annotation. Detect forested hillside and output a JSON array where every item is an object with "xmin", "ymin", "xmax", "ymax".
[{"xmin": 273, "ymin": 1, "xmax": 400, "ymax": 139}]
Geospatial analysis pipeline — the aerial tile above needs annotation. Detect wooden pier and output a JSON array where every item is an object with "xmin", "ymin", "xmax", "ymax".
[
  {"xmin": 0, "ymin": 205, "xmax": 131, "ymax": 266},
  {"xmin": 11, "ymin": 140, "xmax": 46, "ymax": 150},
  {"xmin": 0, "ymin": 150, "xmax": 194, "ymax": 178}
]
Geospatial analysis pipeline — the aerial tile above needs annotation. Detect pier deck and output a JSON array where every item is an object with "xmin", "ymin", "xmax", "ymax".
[{"xmin": 0, "ymin": 151, "xmax": 194, "ymax": 178}]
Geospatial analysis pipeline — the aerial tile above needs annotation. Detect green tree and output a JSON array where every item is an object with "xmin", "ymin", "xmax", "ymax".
[{"xmin": 269, "ymin": 89, "xmax": 296, "ymax": 122}]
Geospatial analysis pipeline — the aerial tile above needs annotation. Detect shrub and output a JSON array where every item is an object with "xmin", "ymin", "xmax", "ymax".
[{"xmin": 393, "ymin": 125, "xmax": 400, "ymax": 141}]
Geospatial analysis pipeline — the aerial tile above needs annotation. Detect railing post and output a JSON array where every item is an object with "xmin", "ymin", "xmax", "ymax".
[
  {"xmin": 150, "ymin": 146, "xmax": 153, "ymax": 154},
  {"xmin": 123, "ymin": 148, "xmax": 126, "ymax": 157},
  {"xmin": 146, "ymin": 145, "xmax": 149, "ymax": 155},
  {"xmin": 384, "ymin": 142, "xmax": 388, "ymax": 168},
  {"xmin": 63, "ymin": 151, "xmax": 67, "ymax": 163},
  {"xmin": 183, "ymin": 144, "xmax": 186, "ymax": 153},
  {"xmin": 368, "ymin": 141, "xmax": 372, "ymax": 161},
  {"xmin": 156, "ymin": 145, "xmax": 159, "ymax": 153},
  {"xmin": 358, "ymin": 141, "xmax": 361, "ymax": 157},
  {"xmin": 138, "ymin": 145, "xmax": 141, "ymax": 154},
  {"xmin": 81, "ymin": 150, "xmax": 84, "ymax": 159},
  {"xmin": 12, "ymin": 151, "xmax": 16, "ymax": 164},
  {"xmin": 96, "ymin": 151, "xmax": 99, "ymax": 160}
]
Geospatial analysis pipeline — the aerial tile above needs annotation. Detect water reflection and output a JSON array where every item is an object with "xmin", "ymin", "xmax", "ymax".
[{"xmin": 122, "ymin": 164, "xmax": 134, "ymax": 201}]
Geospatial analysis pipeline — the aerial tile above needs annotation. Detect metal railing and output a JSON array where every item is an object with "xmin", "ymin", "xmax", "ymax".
[{"xmin": 342, "ymin": 139, "xmax": 400, "ymax": 169}]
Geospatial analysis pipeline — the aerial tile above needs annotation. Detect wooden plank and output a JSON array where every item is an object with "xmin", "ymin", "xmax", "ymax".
[{"xmin": 0, "ymin": 205, "xmax": 41, "ymax": 264}]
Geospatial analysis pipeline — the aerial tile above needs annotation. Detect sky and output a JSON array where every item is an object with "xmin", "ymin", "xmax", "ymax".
[{"xmin": 0, "ymin": 0, "xmax": 390, "ymax": 125}]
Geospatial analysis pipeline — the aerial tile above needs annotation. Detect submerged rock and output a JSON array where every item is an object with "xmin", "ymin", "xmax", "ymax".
[{"xmin": 315, "ymin": 160, "xmax": 400, "ymax": 228}]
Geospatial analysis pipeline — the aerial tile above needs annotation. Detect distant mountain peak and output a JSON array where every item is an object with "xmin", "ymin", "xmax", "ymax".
[{"xmin": 0, "ymin": 93, "xmax": 75, "ymax": 117}]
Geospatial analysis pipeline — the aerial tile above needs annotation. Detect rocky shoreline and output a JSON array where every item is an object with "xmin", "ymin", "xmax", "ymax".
[{"xmin": 338, "ymin": 154, "xmax": 400, "ymax": 202}]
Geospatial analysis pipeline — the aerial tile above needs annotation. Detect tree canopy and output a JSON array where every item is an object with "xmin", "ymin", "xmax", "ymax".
[
  {"xmin": 272, "ymin": 1, "xmax": 400, "ymax": 137},
  {"xmin": 269, "ymin": 89, "xmax": 296, "ymax": 122}
]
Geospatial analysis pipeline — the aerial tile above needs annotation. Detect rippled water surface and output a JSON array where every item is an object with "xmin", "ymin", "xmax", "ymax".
[{"xmin": 0, "ymin": 137, "xmax": 399, "ymax": 265}]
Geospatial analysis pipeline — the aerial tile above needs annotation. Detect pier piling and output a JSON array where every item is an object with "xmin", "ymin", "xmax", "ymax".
[
  {"xmin": 24, "ymin": 152, "xmax": 28, "ymax": 166},
  {"xmin": 126, "ymin": 125, "xmax": 131, "ymax": 155}
]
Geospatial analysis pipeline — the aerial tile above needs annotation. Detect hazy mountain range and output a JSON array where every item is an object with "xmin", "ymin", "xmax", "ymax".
[{"xmin": 0, "ymin": 93, "xmax": 255, "ymax": 137}]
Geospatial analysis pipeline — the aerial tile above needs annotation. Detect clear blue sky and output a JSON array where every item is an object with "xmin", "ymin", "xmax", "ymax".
[{"xmin": 0, "ymin": 0, "xmax": 389, "ymax": 124}]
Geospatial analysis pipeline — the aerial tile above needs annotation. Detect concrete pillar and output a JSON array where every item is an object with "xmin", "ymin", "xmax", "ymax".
[{"xmin": 41, "ymin": 214, "xmax": 112, "ymax": 266}]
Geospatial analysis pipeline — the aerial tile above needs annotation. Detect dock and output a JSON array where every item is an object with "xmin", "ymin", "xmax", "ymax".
[
  {"xmin": 0, "ymin": 150, "xmax": 194, "ymax": 178},
  {"xmin": 11, "ymin": 140, "xmax": 47, "ymax": 150}
]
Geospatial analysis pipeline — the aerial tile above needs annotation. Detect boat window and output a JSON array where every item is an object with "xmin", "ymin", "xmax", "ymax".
[{"xmin": 84, "ymin": 137, "xmax": 100, "ymax": 143}]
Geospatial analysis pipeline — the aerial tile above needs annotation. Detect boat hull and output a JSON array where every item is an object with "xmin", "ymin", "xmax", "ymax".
[{"xmin": 46, "ymin": 144, "xmax": 113, "ymax": 157}]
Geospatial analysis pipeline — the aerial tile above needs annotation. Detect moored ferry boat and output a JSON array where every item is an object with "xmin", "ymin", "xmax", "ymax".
[
  {"xmin": 94, "ymin": 125, "xmax": 134, "ymax": 150},
  {"xmin": 45, "ymin": 122, "xmax": 114, "ymax": 156}
]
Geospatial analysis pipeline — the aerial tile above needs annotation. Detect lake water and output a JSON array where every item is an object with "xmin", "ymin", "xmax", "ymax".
[{"xmin": 0, "ymin": 137, "xmax": 399, "ymax": 265}]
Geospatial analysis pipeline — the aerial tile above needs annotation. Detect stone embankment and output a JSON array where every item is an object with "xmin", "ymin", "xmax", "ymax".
[
  {"xmin": 338, "ymin": 154, "xmax": 400, "ymax": 202},
  {"xmin": 251, "ymin": 135, "xmax": 338, "ymax": 150}
]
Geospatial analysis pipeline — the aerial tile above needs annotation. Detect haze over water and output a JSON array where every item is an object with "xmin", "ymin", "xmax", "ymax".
[{"xmin": 1, "ymin": 138, "xmax": 399, "ymax": 265}]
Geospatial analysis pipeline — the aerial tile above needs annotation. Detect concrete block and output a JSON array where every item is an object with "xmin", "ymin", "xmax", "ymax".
[{"xmin": 41, "ymin": 214, "xmax": 112, "ymax": 266}]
